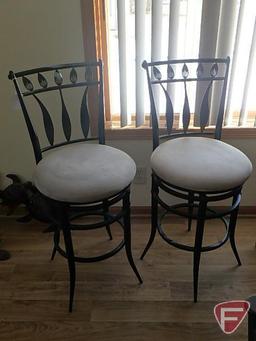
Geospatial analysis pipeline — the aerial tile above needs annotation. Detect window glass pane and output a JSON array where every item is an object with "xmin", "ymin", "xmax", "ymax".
[{"xmin": 105, "ymin": 0, "xmax": 256, "ymax": 128}]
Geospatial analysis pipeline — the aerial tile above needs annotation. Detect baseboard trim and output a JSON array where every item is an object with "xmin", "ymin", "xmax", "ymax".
[
  {"xmin": 1, "ymin": 205, "xmax": 256, "ymax": 219},
  {"xmin": 130, "ymin": 206, "xmax": 256, "ymax": 216}
]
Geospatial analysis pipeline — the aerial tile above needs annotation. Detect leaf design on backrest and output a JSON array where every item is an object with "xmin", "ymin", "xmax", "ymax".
[
  {"xmin": 199, "ymin": 81, "xmax": 213, "ymax": 132},
  {"xmin": 38, "ymin": 73, "xmax": 48, "ymax": 88},
  {"xmin": 59, "ymin": 89, "xmax": 71, "ymax": 141},
  {"xmin": 54, "ymin": 70, "xmax": 63, "ymax": 86},
  {"xmin": 182, "ymin": 82, "xmax": 190, "ymax": 132},
  {"xmin": 80, "ymin": 87, "xmax": 90, "ymax": 138},
  {"xmin": 33, "ymin": 95, "xmax": 54, "ymax": 145},
  {"xmin": 70, "ymin": 68, "xmax": 78, "ymax": 84},
  {"xmin": 153, "ymin": 66, "xmax": 162, "ymax": 80},
  {"xmin": 196, "ymin": 63, "xmax": 204, "ymax": 78},
  {"xmin": 22, "ymin": 76, "xmax": 34, "ymax": 91},
  {"xmin": 85, "ymin": 67, "xmax": 93, "ymax": 82},
  {"xmin": 160, "ymin": 84, "xmax": 173, "ymax": 134},
  {"xmin": 167, "ymin": 64, "xmax": 175, "ymax": 79},
  {"xmin": 210, "ymin": 63, "xmax": 218, "ymax": 78},
  {"xmin": 182, "ymin": 64, "xmax": 189, "ymax": 79}
]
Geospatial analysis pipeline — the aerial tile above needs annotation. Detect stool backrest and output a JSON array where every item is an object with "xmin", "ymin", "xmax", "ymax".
[
  {"xmin": 9, "ymin": 61, "xmax": 105, "ymax": 163},
  {"xmin": 142, "ymin": 58, "xmax": 230, "ymax": 150}
]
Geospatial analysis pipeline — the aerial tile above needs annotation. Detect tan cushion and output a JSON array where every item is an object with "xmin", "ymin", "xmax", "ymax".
[
  {"xmin": 151, "ymin": 137, "xmax": 252, "ymax": 192},
  {"xmin": 34, "ymin": 143, "xmax": 136, "ymax": 203}
]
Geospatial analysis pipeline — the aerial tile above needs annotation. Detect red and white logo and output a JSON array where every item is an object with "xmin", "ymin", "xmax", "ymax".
[{"xmin": 214, "ymin": 300, "xmax": 250, "ymax": 334}]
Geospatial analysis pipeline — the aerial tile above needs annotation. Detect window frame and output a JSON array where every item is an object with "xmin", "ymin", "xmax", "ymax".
[{"xmin": 80, "ymin": 0, "xmax": 256, "ymax": 140}]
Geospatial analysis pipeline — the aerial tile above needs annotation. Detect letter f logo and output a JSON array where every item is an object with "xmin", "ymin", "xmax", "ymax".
[{"xmin": 214, "ymin": 301, "xmax": 250, "ymax": 334}]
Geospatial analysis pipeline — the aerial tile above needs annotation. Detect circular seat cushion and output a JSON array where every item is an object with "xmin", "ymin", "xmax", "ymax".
[
  {"xmin": 151, "ymin": 137, "xmax": 252, "ymax": 192},
  {"xmin": 34, "ymin": 143, "xmax": 136, "ymax": 203}
]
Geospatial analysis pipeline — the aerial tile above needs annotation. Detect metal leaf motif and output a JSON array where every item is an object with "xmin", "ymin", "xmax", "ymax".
[
  {"xmin": 210, "ymin": 63, "xmax": 218, "ymax": 77},
  {"xmin": 33, "ymin": 95, "xmax": 54, "ymax": 145},
  {"xmin": 38, "ymin": 73, "xmax": 48, "ymax": 88},
  {"xmin": 167, "ymin": 65, "xmax": 175, "ymax": 79},
  {"xmin": 85, "ymin": 67, "xmax": 93, "ymax": 81},
  {"xmin": 182, "ymin": 83, "xmax": 190, "ymax": 132},
  {"xmin": 54, "ymin": 70, "xmax": 63, "ymax": 86},
  {"xmin": 196, "ymin": 63, "xmax": 204, "ymax": 78},
  {"xmin": 22, "ymin": 76, "xmax": 34, "ymax": 91},
  {"xmin": 182, "ymin": 64, "xmax": 189, "ymax": 79},
  {"xmin": 80, "ymin": 87, "xmax": 90, "ymax": 138},
  {"xmin": 59, "ymin": 89, "xmax": 71, "ymax": 141},
  {"xmin": 199, "ymin": 81, "xmax": 213, "ymax": 131},
  {"xmin": 161, "ymin": 86, "xmax": 174, "ymax": 134},
  {"xmin": 70, "ymin": 68, "xmax": 78, "ymax": 84},
  {"xmin": 153, "ymin": 66, "xmax": 162, "ymax": 80}
]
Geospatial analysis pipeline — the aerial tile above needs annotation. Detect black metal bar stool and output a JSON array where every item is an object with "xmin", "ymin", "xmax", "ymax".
[
  {"xmin": 141, "ymin": 57, "xmax": 252, "ymax": 302},
  {"xmin": 9, "ymin": 60, "xmax": 142, "ymax": 311}
]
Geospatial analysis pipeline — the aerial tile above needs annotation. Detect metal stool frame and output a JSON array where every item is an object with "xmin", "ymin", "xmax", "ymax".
[
  {"xmin": 9, "ymin": 61, "xmax": 142, "ymax": 311},
  {"xmin": 141, "ymin": 57, "xmax": 243, "ymax": 301}
]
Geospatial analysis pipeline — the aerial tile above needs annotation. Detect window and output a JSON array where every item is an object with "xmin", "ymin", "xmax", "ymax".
[{"xmin": 85, "ymin": 0, "xmax": 256, "ymax": 131}]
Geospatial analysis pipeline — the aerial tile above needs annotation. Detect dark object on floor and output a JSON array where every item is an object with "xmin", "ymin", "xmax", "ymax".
[
  {"xmin": 0, "ymin": 174, "xmax": 26, "ymax": 215},
  {"xmin": 0, "ymin": 174, "xmax": 59, "ymax": 232},
  {"xmin": 0, "ymin": 249, "xmax": 10, "ymax": 261},
  {"xmin": 248, "ymin": 296, "xmax": 256, "ymax": 341}
]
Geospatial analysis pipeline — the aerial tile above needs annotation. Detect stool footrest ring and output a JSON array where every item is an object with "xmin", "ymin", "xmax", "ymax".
[
  {"xmin": 55, "ymin": 239, "xmax": 125, "ymax": 263},
  {"xmin": 157, "ymin": 209, "xmax": 230, "ymax": 252}
]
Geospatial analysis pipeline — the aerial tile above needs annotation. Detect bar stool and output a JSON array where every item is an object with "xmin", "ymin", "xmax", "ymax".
[
  {"xmin": 9, "ymin": 60, "xmax": 142, "ymax": 311},
  {"xmin": 141, "ymin": 57, "xmax": 252, "ymax": 302}
]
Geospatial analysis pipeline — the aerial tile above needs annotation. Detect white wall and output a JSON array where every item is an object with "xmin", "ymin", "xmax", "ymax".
[
  {"xmin": 0, "ymin": 0, "xmax": 255, "ymax": 207},
  {"xmin": 0, "ymin": 0, "xmax": 84, "ymax": 183}
]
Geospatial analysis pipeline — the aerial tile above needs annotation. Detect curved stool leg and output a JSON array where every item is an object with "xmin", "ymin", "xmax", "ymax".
[
  {"xmin": 61, "ymin": 209, "xmax": 76, "ymax": 312},
  {"xmin": 103, "ymin": 202, "xmax": 113, "ymax": 240},
  {"xmin": 187, "ymin": 192, "xmax": 194, "ymax": 232},
  {"xmin": 106, "ymin": 225, "xmax": 113, "ymax": 240},
  {"xmin": 51, "ymin": 230, "xmax": 60, "ymax": 261},
  {"xmin": 229, "ymin": 194, "xmax": 242, "ymax": 266},
  {"xmin": 123, "ymin": 191, "xmax": 143, "ymax": 284},
  {"xmin": 140, "ymin": 175, "xmax": 158, "ymax": 260},
  {"xmin": 193, "ymin": 197, "xmax": 207, "ymax": 303}
]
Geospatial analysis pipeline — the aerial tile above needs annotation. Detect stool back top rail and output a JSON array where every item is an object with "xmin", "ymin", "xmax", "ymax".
[
  {"xmin": 142, "ymin": 57, "xmax": 230, "ymax": 150},
  {"xmin": 8, "ymin": 61, "xmax": 105, "ymax": 164}
]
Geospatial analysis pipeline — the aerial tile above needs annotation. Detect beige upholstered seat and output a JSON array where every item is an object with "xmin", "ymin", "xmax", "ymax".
[
  {"xmin": 151, "ymin": 137, "xmax": 252, "ymax": 192},
  {"xmin": 34, "ymin": 143, "xmax": 136, "ymax": 203}
]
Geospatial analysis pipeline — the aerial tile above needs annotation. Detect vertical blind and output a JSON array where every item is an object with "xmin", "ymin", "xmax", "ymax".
[
  {"xmin": 107, "ymin": 0, "xmax": 256, "ymax": 128},
  {"xmin": 135, "ymin": 0, "xmax": 146, "ymax": 126}
]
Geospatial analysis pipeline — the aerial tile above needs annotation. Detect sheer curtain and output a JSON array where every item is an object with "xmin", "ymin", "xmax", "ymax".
[{"xmin": 106, "ymin": 0, "xmax": 256, "ymax": 128}]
